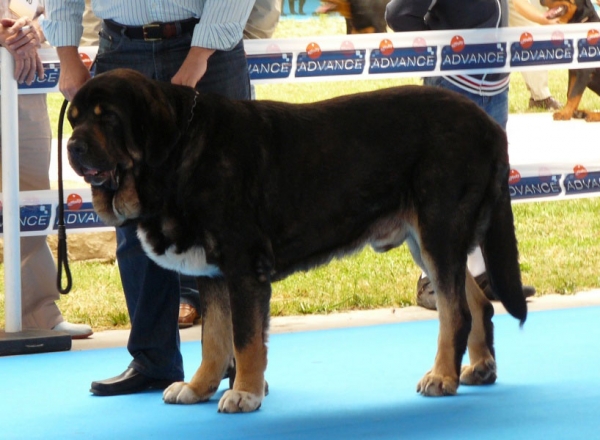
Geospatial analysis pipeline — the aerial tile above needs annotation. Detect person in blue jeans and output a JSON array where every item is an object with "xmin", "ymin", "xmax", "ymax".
[
  {"xmin": 43, "ymin": 0, "xmax": 254, "ymax": 396},
  {"xmin": 385, "ymin": 0, "xmax": 535, "ymax": 310}
]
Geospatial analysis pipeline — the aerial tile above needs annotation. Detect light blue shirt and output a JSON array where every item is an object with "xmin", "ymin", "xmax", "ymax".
[{"xmin": 42, "ymin": 0, "xmax": 254, "ymax": 51}]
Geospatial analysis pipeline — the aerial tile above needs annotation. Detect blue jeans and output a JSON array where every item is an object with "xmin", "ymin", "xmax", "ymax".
[
  {"xmin": 96, "ymin": 23, "xmax": 251, "ymax": 380},
  {"xmin": 423, "ymin": 76, "xmax": 508, "ymax": 130}
]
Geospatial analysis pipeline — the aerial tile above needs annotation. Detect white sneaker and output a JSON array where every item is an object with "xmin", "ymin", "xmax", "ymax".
[{"xmin": 52, "ymin": 321, "xmax": 93, "ymax": 339}]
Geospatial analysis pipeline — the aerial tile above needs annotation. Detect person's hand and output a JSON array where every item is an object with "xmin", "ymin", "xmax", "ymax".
[
  {"xmin": 56, "ymin": 46, "xmax": 92, "ymax": 101},
  {"xmin": 171, "ymin": 46, "xmax": 215, "ymax": 88},
  {"xmin": 0, "ymin": 17, "xmax": 44, "ymax": 85}
]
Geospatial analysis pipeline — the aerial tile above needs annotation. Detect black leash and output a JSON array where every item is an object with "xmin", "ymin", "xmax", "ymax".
[
  {"xmin": 55, "ymin": 56, "xmax": 97, "ymax": 294},
  {"xmin": 56, "ymin": 98, "xmax": 72, "ymax": 294}
]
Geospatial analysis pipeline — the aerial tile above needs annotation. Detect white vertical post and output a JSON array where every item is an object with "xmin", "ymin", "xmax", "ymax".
[{"xmin": 1, "ymin": 48, "xmax": 22, "ymax": 333}]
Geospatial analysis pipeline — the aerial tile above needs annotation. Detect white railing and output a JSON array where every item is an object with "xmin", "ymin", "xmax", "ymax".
[{"xmin": 3, "ymin": 23, "xmax": 600, "ymax": 331}]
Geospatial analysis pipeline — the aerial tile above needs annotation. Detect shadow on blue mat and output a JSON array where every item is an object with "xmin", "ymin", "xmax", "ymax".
[{"xmin": 1, "ymin": 306, "xmax": 599, "ymax": 439}]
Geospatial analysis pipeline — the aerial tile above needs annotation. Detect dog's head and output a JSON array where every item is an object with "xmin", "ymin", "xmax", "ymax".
[
  {"xmin": 540, "ymin": 0, "xmax": 599, "ymax": 23},
  {"xmin": 67, "ymin": 68, "xmax": 183, "ymax": 225}
]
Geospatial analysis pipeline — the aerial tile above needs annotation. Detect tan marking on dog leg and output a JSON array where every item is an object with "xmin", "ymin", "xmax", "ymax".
[
  {"xmin": 554, "ymin": 97, "xmax": 582, "ymax": 120},
  {"xmin": 164, "ymin": 290, "xmax": 233, "ymax": 405},
  {"xmin": 417, "ymin": 273, "xmax": 464, "ymax": 397},
  {"xmin": 218, "ymin": 325, "xmax": 267, "ymax": 413},
  {"xmin": 554, "ymin": 73, "xmax": 583, "ymax": 120},
  {"xmin": 460, "ymin": 270, "xmax": 497, "ymax": 386}
]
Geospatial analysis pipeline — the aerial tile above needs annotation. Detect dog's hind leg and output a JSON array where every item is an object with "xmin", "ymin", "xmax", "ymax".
[
  {"xmin": 408, "ymin": 237, "xmax": 471, "ymax": 396},
  {"xmin": 163, "ymin": 277, "xmax": 234, "ymax": 404},
  {"xmin": 460, "ymin": 270, "xmax": 497, "ymax": 385}
]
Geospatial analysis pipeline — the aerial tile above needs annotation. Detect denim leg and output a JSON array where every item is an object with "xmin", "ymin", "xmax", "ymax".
[
  {"xmin": 193, "ymin": 41, "xmax": 251, "ymax": 99},
  {"xmin": 116, "ymin": 224, "xmax": 183, "ymax": 381},
  {"xmin": 423, "ymin": 76, "xmax": 508, "ymax": 130},
  {"xmin": 479, "ymin": 89, "xmax": 508, "ymax": 131}
]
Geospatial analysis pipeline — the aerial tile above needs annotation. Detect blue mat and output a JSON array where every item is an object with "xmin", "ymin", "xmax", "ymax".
[{"xmin": 2, "ymin": 307, "xmax": 600, "ymax": 439}]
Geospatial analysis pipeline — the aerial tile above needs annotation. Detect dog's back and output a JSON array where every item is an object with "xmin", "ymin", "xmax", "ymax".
[{"xmin": 236, "ymin": 85, "xmax": 526, "ymax": 322}]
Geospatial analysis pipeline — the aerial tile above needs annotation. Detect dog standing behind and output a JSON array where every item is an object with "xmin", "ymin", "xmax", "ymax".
[
  {"xmin": 540, "ymin": 0, "xmax": 600, "ymax": 120},
  {"xmin": 66, "ymin": 68, "xmax": 527, "ymax": 413},
  {"xmin": 317, "ymin": 0, "xmax": 390, "ymax": 33}
]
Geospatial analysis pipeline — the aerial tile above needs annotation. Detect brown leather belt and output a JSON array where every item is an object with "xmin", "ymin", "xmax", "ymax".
[{"xmin": 103, "ymin": 18, "xmax": 199, "ymax": 41}]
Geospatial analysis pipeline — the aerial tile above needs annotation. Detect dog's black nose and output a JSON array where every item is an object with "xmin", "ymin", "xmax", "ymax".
[{"xmin": 67, "ymin": 138, "xmax": 88, "ymax": 156}]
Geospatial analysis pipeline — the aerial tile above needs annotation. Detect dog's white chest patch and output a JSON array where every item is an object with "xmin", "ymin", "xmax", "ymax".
[{"xmin": 137, "ymin": 228, "xmax": 222, "ymax": 277}]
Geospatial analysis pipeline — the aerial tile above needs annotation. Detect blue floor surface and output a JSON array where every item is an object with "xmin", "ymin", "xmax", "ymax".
[{"xmin": 1, "ymin": 306, "xmax": 599, "ymax": 439}]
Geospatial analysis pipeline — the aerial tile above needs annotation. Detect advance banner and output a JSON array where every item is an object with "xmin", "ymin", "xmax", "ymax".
[
  {"xmin": 1, "ymin": 24, "xmax": 600, "ymax": 236},
  {"xmin": 7, "ymin": 22, "xmax": 600, "ymax": 92},
  {"xmin": 0, "ymin": 189, "xmax": 112, "ymax": 237},
  {"xmin": 243, "ymin": 23, "xmax": 600, "ymax": 83}
]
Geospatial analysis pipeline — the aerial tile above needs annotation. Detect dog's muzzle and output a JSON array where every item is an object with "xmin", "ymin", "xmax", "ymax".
[{"xmin": 67, "ymin": 138, "xmax": 119, "ymax": 190}]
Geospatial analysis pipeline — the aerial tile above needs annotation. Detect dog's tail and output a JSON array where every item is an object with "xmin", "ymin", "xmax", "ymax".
[{"xmin": 481, "ymin": 164, "xmax": 527, "ymax": 325}]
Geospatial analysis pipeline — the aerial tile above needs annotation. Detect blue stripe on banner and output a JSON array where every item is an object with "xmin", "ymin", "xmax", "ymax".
[{"xmin": 4, "ymin": 24, "xmax": 600, "ymax": 235}]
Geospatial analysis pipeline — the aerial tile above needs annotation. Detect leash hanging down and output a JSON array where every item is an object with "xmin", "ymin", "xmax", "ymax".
[
  {"xmin": 55, "ymin": 56, "xmax": 97, "ymax": 294},
  {"xmin": 56, "ymin": 97, "xmax": 72, "ymax": 294}
]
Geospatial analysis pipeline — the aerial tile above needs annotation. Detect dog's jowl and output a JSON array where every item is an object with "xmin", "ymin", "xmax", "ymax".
[{"xmin": 67, "ymin": 68, "xmax": 527, "ymax": 413}]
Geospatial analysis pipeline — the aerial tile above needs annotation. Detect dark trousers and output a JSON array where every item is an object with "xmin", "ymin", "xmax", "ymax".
[{"xmin": 96, "ymin": 22, "xmax": 251, "ymax": 380}]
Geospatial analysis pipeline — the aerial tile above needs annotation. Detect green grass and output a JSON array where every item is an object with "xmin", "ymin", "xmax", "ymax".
[{"xmin": 3, "ymin": 16, "xmax": 600, "ymax": 331}]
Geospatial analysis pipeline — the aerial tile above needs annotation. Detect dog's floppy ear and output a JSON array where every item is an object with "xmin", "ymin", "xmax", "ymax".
[{"xmin": 130, "ymin": 81, "xmax": 182, "ymax": 167}]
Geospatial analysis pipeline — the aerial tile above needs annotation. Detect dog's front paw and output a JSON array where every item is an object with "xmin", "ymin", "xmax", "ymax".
[
  {"xmin": 163, "ymin": 381, "xmax": 208, "ymax": 404},
  {"xmin": 460, "ymin": 358, "xmax": 497, "ymax": 386},
  {"xmin": 584, "ymin": 111, "xmax": 600, "ymax": 122},
  {"xmin": 417, "ymin": 371, "xmax": 458, "ymax": 396},
  {"xmin": 218, "ymin": 390, "xmax": 263, "ymax": 413},
  {"xmin": 553, "ymin": 110, "xmax": 573, "ymax": 121}
]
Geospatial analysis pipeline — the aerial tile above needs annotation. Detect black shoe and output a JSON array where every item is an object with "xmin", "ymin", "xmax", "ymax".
[
  {"xmin": 90, "ymin": 368, "xmax": 177, "ymax": 396},
  {"xmin": 416, "ymin": 276, "xmax": 437, "ymax": 310},
  {"xmin": 528, "ymin": 96, "xmax": 562, "ymax": 111},
  {"xmin": 416, "ymin": 272, "xmax": 536, "ymax": 310},
  {"xmin": 474, "ymin": 272, "xmax": 535, "ymax": 301}
]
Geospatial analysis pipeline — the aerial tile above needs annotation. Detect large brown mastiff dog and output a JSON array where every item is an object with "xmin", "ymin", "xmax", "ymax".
[{"xmin": 67, "ymin": 68, "xmax": 527, "ymax": 413}]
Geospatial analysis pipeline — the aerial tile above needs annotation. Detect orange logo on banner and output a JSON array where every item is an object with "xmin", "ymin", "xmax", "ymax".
[
  {"xmin": 450, "ymin": 35, "xmax": 465, "ymax": 52},
  {"xmin": 574, "ymin": 164, "xmax": 588, "ymax": 179},
  {"xmin": 67, "ymin": 193, "xmax": 83, "ymax": 210},
  {"xmin": 413, "ymin": 37, "xmax": 427, "ymax": 53},
  {"xmin": 508, "ymin": 169, "xmax": 521, "ymax": 184},
  {"xmin": 587, "ymin": 29, "xmax": 600, "ymax": 45},
  {"xmin": 520, "ymin": 32, "xmax": 534, "ymax": 49},
  {"xmin": 379, "ymin": 39, "xmax": 394, "ymax": 56},
  {"xmin": 306, "ymin": 42, "xmax": 322, "ymax": 60},
  {"xmin": 340, "ymin": 40, "xmax": 355, "ymax": 56},
  {"xmin": 79, "ymin": 53, "xmax": 93, "ymax": 70},
  {"xmin": 551, "ymin": 30, "xmax": 564, "ymax": 46},
  {"xmin": 539, "ymin": 167, "xmax": 552, "ymax": 181},
  {"xmin": 265, "ymin": 43, "xmax": 282, "ymax": 56}
]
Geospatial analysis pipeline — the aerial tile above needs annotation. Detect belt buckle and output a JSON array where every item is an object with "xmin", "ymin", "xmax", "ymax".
[{"xmin": 142, "ymin": 23, "xmax": 162, "ymax": 41}]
